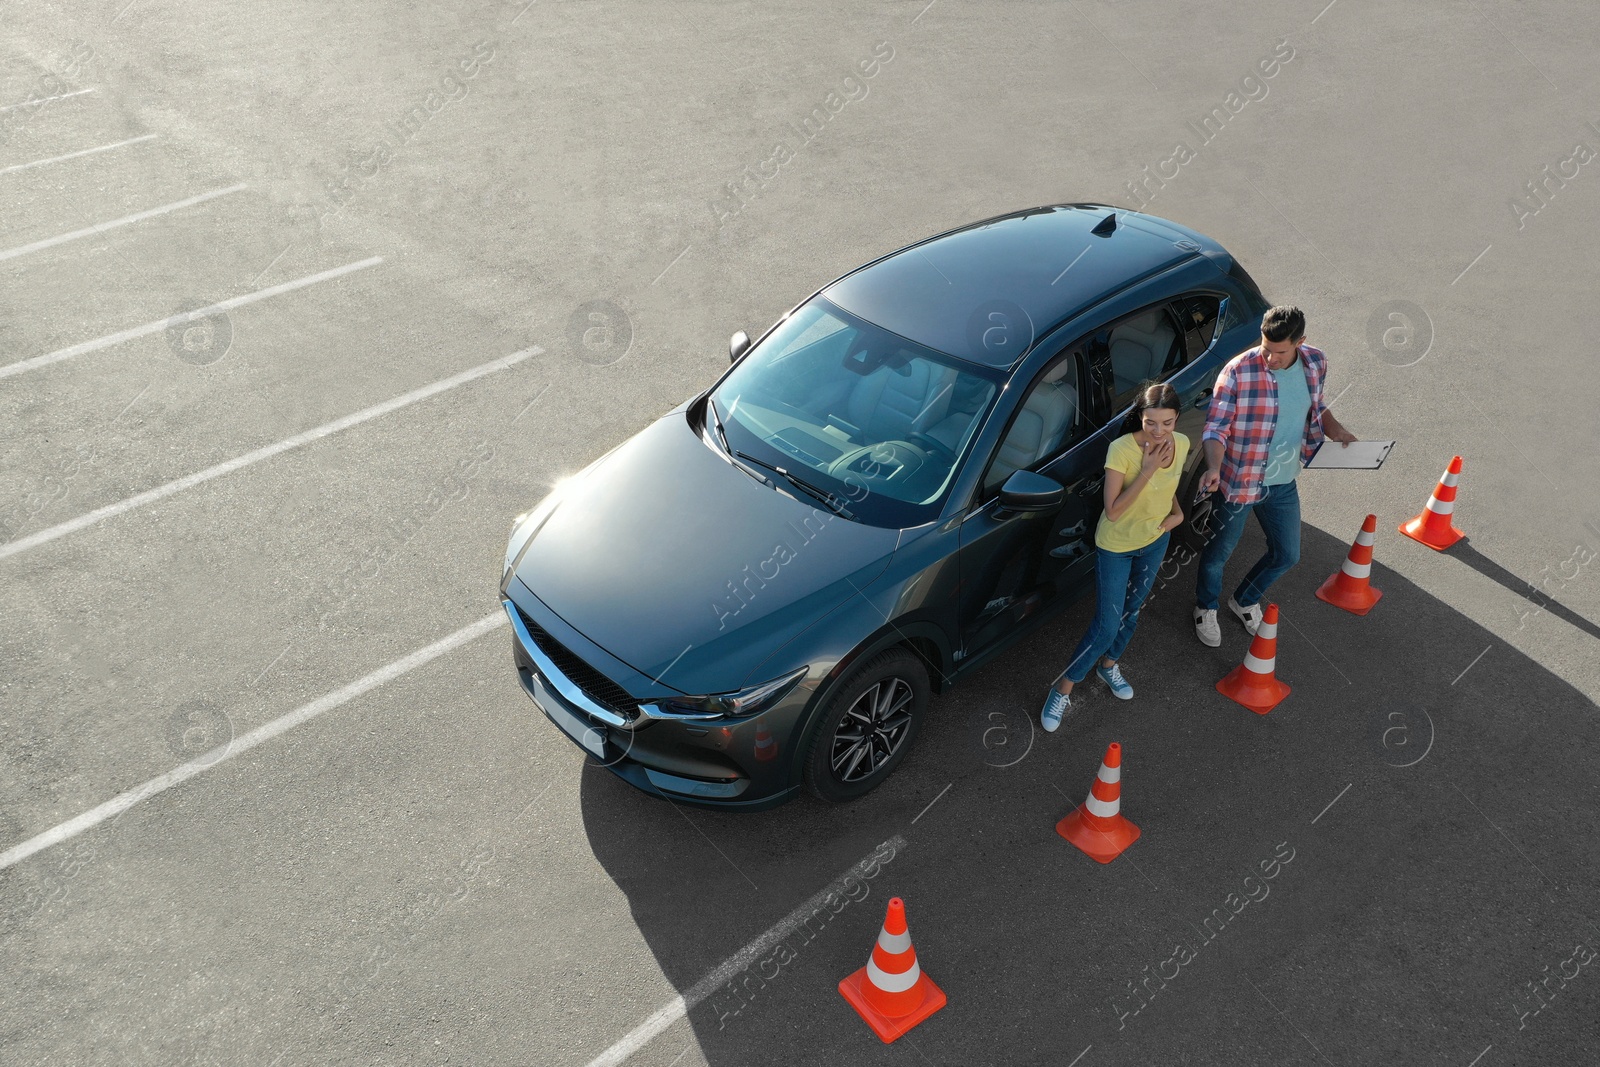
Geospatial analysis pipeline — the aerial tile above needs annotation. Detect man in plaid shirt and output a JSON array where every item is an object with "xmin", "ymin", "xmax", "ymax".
[{"xmin": 1192, "ymin": 305, "xmax": 1357, "ymax": 646}]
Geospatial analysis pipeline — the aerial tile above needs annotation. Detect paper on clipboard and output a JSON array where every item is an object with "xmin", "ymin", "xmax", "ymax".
[{"xmin": 1307, "ymin": 440, "xmax": 1395, "ymax": 469}]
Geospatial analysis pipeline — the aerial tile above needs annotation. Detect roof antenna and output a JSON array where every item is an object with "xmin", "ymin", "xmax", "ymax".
[{"xmin": 1091, "ymin": 212, "xmax": 1118, "ymax": 237}]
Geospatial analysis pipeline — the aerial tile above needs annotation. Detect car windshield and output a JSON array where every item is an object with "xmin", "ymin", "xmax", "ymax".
[{"xmin": 710, "ymin": 297, "xmax": 1000, "ymax": 527}]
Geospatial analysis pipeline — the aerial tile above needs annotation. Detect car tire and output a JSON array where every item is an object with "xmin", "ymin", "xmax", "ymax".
[
  {"xmin": 802, "ymin": 647, "xmax": 929, "ymax": 803},
  {"xmin": 1176, "ymin": 462, "xmax": 1217, "ymax": 556}
]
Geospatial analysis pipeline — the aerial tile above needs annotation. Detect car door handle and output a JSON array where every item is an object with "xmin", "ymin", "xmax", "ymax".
[
  {"xmin": 1058, "ymin": 518, "xmax": 1088, "ymax": 538},
  {"xmin": 1063, "ymin": 474, "xmax": 1104, "ymax": 496},
  {"xmin": 1192, "ymin": 389, "xmax": 1212, "ymax": 409}
]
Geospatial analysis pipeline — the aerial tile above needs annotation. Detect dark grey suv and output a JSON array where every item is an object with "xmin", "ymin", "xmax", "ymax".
[{"xmin": 500, "ymin": 204, "xmax": 1270, "ymax": 808}]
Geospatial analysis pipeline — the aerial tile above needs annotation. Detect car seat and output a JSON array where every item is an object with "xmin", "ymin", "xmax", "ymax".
[
  {"xmin": 1108, "ymin": 312, "xmax": 1177, "ymax": 397},
  {"xmin": 845, "ymin": 356, "xmax": 958, "ymax": 442}
]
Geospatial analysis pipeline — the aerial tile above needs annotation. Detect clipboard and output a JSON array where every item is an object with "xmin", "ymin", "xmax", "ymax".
[{"xmin": 1306, "ymin": 440, "xmax": 1395, "ymax": 470}]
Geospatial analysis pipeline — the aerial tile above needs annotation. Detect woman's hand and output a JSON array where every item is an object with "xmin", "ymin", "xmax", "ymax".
[
  {"xmin": 1158, "ymin": 508, "xmax": 1184, "ymax": 533},
  {"xmin": 1138, "ymin": 436, "xmax": 1174, "ymax": 476}
]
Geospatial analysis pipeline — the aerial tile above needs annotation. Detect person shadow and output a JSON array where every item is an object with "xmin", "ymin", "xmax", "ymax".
[{"xmin": 573, "ymin": 521, "xmax": 1600, "ymax": 1067}]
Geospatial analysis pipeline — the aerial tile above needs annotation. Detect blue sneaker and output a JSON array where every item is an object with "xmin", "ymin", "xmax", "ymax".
[
  {"xmin": 1040, "ymin": 688, "xmax": 1072, "ymax": 732},
  {"xmin": 1097, "ymin": 662, "xmax": 1134, "ymax": 700}
]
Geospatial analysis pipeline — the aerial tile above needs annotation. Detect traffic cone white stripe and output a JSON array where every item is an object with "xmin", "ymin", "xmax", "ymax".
[
  {"xmin": 866, "ymin": 957, "xmax": 922, "ymax": 993},
  {"xmin": 877, "ymin": 928, "xmax": 912, "ymax": 954},
  {"xmin": 1097, "ymin": 764, "xmax": 1121, "ymax": 784},
  {"xmin": 1342, "ymin": 560, "xmax": 1372, "ymax": 579},
  {"xmin": 1425, "ymin": 495, "xmax": 1455, "ymax": 515},
  {"xmin": 1256, "ymin": 619, "xmax": 1278, "ymax": 641},
  {"xmin": 1085, "ymin": 793, "xmax": 1120, "ymax": 817},
  {"xmin": 1354, "ymin": 528, "xmax": 1375, "ymax": 547},
  {"xmin": 1242, "ymin": 651, "xmax": 1276, "ymax": 674},
  {"xmin": 1440, "ymin": 470, "xmax": 1460, "ymax": 488}
]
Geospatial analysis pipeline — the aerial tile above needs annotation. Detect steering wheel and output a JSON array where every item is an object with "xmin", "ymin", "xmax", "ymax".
[
  {"xmin": 825, "ymin": 439, "xmax": 929, "ymax": 485},
  {"xmin": 908, "ymin": 430, "xmax": 955, "ymax": 463}
]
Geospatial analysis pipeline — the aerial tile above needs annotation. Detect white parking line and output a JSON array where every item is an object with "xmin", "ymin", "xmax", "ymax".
[
  {"xmin": 0, "ymin": 346, "xmax": 541, "ymax": 561},
  {"xmin": 583, "ymin": 836, "xmax": 907, "ymax": 1067},
  {"xmin": 0, "ymin": 256, "xmax": 383, "ymax": 380},
  {"xmin": 0, "ymin": 133, "xmax": 159, "ymax": 177},
  {"xmin": 0, "ymin": 183, "xmax": 247, "ymax": 264},
  {"xmin": 0, "ymin": 87, "xmax": 95, "ymax": 112},
  {"xmin": 0, "ymin": 611, "xmax": 507, "ymax": 873}
]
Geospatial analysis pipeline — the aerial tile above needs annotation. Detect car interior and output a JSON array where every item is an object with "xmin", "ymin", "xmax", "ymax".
[
  {"xmin": 1106, "ymin": 307, "xmax": 1180, "ymax": 401},
  {"xmin": 722, "ymin": 307, "xmax": 998, "ymax": 510},
  {"xmin": 981, "ymin": 356, "xmax": 1079, "ymax": 492}
]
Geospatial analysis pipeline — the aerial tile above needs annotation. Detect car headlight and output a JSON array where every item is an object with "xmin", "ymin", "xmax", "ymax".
[{"xmin": 638, "ymin": 666, "xmax": 809, "ymax": 723}]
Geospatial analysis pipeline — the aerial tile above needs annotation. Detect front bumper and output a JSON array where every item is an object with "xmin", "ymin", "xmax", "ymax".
[{"xmin": 502, "ymin": 595, "xmax": 805, "ymax": 809}]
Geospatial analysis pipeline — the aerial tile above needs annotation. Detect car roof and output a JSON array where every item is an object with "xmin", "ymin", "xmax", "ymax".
[{"xmin": 821, "ymin": 204, "xmax": 1224, "ymax": 369}]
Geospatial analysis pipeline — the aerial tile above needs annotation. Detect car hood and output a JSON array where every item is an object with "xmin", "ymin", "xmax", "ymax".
[{"xmin": 511, "ymin": 409, "xmax": 900, "ymax": 695}]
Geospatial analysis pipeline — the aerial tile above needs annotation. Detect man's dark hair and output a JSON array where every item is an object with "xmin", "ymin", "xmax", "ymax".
[{"xmin": 1261, "ymin": 305, "xmax": 1306, "ymax": 343}]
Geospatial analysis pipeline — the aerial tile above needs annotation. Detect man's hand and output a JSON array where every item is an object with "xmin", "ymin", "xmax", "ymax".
[
  {"xmin": 1322, "ymin": 411, "xmax": 1358, "ymax": 445},
  {"xmin": 1198, "ymin": 466, "xmax": 1221, "ymax": 493}
]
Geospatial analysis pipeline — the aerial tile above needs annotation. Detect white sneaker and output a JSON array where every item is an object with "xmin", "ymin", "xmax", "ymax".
[
  {"xmin": 1228, "ymin": 597, "xmax": 1263, "ymax": 636},
  {"xmin": 1194, "ymin": 608, "xmax": 1221, "ymax": 647}
]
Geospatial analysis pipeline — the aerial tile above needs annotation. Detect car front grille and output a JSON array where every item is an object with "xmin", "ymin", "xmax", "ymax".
[{"xmin": 513, "ymin": 606, "xmax": 638, "ymax": 719}]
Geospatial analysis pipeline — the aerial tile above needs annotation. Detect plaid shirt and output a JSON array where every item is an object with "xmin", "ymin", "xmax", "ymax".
[{"xmin": 1202, "ymin": 344, "xmax": 1328, "ymax": 505}]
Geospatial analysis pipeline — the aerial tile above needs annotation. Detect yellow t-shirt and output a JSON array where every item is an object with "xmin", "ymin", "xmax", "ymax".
[{"xmin": 1094, "ymin": 432, "xmax": 1190, "ymax": 552}]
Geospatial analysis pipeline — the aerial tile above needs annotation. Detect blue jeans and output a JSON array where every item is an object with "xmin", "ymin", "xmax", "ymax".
[
  {"xmin": 1061, "ymin": 532, "xmax": 1170, "ymax": 684},
  {"xmin": 1194, "ymin": 479, "xmax": 1302, "ymax": 611}
]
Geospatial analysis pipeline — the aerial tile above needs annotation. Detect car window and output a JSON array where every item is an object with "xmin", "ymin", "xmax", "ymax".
[
  {"xmin": 982, "ymin": 346, "xmax": 1085, "ymax": 494},
  {"xmin": 1170, "ymin": 294, "xmax": 1222, "ymax": 360},
  {"xmin": 1216, "ymin": 293, "xmax": 1247, "ymax": 336},
  {"xmin": 712, "ymin": 298, "xmax": 1001, "ymax": 527},
  {"xmin": 1105, "ymin": 304, "xmax": 1183, "ymax": 411}
]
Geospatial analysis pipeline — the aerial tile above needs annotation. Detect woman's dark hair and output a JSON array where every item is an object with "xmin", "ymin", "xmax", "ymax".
[{"xmin": 1120, "ymin": 381, "xmax": 1182, "ymax": 434}]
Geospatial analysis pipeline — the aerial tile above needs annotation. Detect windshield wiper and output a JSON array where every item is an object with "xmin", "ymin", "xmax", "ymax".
[
  {"xmin": 707, "ymin": 400, "xmax": 783, "ymax": 490},
  {"xmin": 706, "ymin": 396, "xmax": 732, "ymax": 454},
  {"xmin": 732, "ymin": 449, "xmax": 855, "ymax": 519}
]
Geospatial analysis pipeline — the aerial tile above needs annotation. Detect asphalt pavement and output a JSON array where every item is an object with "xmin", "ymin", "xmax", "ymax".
[{"xmin": 2, "ymin": 1, "xmax": 1598, "ymax": 1065}]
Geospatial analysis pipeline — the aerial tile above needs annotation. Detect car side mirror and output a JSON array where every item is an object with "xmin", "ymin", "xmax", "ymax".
[
  {"xmin": 729, "ymin": 331, "xmax": 751, "ymax": 363},
  {"xmin": 995, "ymin": 470, "xmax": 1064, "ymax": 517}
]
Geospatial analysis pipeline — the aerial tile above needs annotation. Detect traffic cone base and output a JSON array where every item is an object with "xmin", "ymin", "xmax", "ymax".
[
  {"xmin": 1214, "ymin": 669, "xmax": 1291, "ymax": 715},
  {"xmin": 1056, "ymin": 806, "xmax": 1142, "ymax": 863},
  {"xmin": 837, "ymin": 967, "xmax": 947, "ymax": 1043},
  {"xmin": 1399, "ymin": 513, "xmax": 1463, "ymax": 551},
  {"xmin": 1315, "ymin": 574, "xmax": 1383, "ymax": 614}
]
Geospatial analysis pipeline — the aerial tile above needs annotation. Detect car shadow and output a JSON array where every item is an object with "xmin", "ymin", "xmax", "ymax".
[{"xmin": 575, "ymin": 522, "xmax": 1599, "ymax": 1067}]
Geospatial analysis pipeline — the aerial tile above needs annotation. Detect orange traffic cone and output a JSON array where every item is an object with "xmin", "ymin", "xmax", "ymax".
[
  {"xmin": 1056, "ymin": 741, "xmax": 1141, "ymax": 863},
  {"xmin": 1215, "ymin": 603, "xmax": 1291, "ymax": 714},
  {"xmin": 1316, "ymin": 514, "xmax": 1384, "ymax": 615},
  {"xmin": 838, "ymin": 897, "xmax": 947, "ymax": 1042},
  {"xmin": 1400, "ymin": 455, "xmax": 1465, "ymax": 550},
  {"xmin": 753, "ymin": 724, "xmax": 778, "ymax": 762}
]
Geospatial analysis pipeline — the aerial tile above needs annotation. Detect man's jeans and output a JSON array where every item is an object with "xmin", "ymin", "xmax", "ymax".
[
  {"xmin": 1062, "ymin": 532, "xmax": 1170, "ymax": 683},
  {"xmin": 1195, "ymin": 480, "xmax": 1302, "ymax": 611}
]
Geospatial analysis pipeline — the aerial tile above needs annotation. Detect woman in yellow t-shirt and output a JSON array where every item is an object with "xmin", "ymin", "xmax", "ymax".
[{"xmin": 1041, "ymin": 383, "xmax": 1188, "ymax": 730}]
